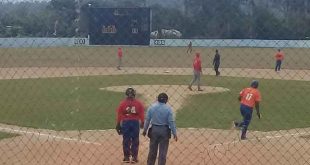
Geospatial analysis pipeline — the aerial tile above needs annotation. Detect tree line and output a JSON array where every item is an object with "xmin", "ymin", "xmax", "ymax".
[{"xmin": 1, "ymin": 0, "xmax": 310, "ymax": 39}]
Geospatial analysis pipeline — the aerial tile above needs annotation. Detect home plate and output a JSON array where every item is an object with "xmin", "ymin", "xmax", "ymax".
[{"xmin": 164, "ymin": 70, "xmax": 170, "ymax": 73}]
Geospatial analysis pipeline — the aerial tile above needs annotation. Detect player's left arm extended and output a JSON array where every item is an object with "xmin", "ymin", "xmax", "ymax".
[{"xmin": 255, "ymin": 102, "xmax": 261, "ymax": 119}]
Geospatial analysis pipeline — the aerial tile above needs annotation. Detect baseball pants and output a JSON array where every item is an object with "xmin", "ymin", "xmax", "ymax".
[
  {"xmin": 122, "ymin": 120, "xmax": 140, "ymax": 159},
  {"xmin": 147, "ymin": 125, "xmax": 171, "ymax": 165},
  {"xmin": 275, "ymin": 60, "xmax": 282, "ymax": 71},
  {"xmin": 214, "ymin": 63, "xmax": 220, "ymax": 76},
  {"xmin": 189, "ymin": 70, "xmax": 201, "ymax": 87},
  {"xmin": 239, "ymin": 104, "xmax": 253, "ymax": 137}
]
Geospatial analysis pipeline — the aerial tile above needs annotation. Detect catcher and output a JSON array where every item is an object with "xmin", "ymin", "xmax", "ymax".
[
  {"xmin": 115, "ymin": 87, "xmax": 145, "ymax": 163},
  {"xmin": 234, "ymin": 80, "xmax": 261, "ymax": 140}
]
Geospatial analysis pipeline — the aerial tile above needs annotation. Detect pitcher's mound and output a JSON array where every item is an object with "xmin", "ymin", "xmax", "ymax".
[
  {"xmin": 100, "ymin": 85, "xmax": 230, "ymax": 111},
  {"xmin": 101, "ymin": 85, "xmax": 229, "ymax": 94}
]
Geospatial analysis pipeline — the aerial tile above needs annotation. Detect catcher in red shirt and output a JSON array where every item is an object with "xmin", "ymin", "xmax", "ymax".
[{"xmin": 116, "ymin": 87, "xmax": 145, "ymax": 163}]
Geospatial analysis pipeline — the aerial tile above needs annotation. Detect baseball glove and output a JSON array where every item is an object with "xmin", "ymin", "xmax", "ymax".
[{"xmin": 115, "ymin": 123, "xmax": 122, "ymax": 135}]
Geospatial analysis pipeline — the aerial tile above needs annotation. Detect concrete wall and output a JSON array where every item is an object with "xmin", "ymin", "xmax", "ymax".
[
  {"xmin": 0, "ymin": 37, "xmax": 89, "ymax": 48},
  {"xmin": 1, "ymin": 37, "xmax": 310, "ymax": 48},
  {"xmin": 150, "ymin": 39, "xmax": 310, "ymax": 48}
]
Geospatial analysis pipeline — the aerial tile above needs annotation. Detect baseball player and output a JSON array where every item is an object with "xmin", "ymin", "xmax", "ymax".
[
  {"xmin": 234, "ymin": 80, "xmax": 261, "ymax": 140},
  {"xmin": 275, "ymin": 49, "xmax": 284, "ymax": 72},
  {"xmin": 117, "ymin": 47, "xmax": 123, "ymax": 70},
  {"xmin": 212, "ymin": 49, "xmax": 221, "ymax": 76},
  {"xmin": 142, "ymin": 93, "xmax": 177, "ymax": 165},
  {"xmin": 188, "ymin": 52, "xmax": 203, "ymax": 91},
  {"xmin": 187, "ymin": 41, "xmax": 193, "ymax": 54},
  {"xmin": 115, "ymin": 87, "xmax": 145, "ymax": 163}
]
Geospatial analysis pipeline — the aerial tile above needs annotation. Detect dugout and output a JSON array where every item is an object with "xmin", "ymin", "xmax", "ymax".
[{"xmin": 86, "ymin": 7, "xmax": 151, "ymax": 45}]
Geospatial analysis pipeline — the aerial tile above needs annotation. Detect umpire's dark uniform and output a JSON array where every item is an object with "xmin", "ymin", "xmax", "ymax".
[
  {"xmin": 213, "ymin": 49, "xmax": 221, "ymax": 76},
  {"xmin": 143, "ymin": 93, "xmax": 178, "ymax": 165}
]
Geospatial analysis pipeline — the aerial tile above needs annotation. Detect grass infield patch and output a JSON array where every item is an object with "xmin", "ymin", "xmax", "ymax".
[{"xmin": 0, "ymin": 75, "xmax": 309, "ymax": 131}]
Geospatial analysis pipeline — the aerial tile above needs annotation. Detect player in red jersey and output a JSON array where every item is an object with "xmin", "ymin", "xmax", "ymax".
[
  {"xmin": 116, "ymin": 87, "xmax": 145, "ymax": 163},
  {"xmin": 117, "ymin": 47, "xmax": 123, "ymax": 70},
  {"xmin": 234, "ymin": 80, "xmax": 261, "ymax": 140},
  {"xmin": 188, "ymin": 52, "xmax": 203, "ymax": 91}
]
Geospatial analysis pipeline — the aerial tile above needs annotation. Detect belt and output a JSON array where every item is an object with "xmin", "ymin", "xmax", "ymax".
[{"xmin": 152, "ymin": 124, "xmax": 169, "ymax": 127}]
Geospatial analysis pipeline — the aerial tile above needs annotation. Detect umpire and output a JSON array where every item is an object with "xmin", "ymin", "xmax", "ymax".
[
  {"xmin": 142, "ymin": 93, "xmax": 178, "ymax": 165},
  {"xmin": 212, "ymin": 49, "xmax": 221, "ymax": 76}
]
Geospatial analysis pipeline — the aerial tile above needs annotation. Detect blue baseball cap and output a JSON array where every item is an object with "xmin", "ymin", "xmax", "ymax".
[{"xmin": 251, "ymin": 80, "xmax": 259, "ymax": 88}]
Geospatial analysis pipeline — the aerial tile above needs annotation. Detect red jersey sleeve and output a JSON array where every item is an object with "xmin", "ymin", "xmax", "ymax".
[{"xmin": 239, "ymin": 89, "xmax": 245, "ymax": 97}]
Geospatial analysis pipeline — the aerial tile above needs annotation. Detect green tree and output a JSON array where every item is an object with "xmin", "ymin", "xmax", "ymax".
[
  {"xmin": 151, "ymin": 4, "xmax": 186, "ymax": 32},
  {"xmin": 252, "ymin": 6, "xmax": 287, "ymax": 39},
  {"xmin": 46, "ymin": 0, "xmax": 77, "ymax": 37}
]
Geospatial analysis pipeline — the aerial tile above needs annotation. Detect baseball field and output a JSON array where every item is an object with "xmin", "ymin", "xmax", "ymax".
[{"xmin": 0, "ymin": 46, "xmax": 309, "ymax": 164}]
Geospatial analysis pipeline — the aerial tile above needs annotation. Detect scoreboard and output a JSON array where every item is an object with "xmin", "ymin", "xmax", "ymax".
[{"xmin": 88, "ymin": 7, "xmax": 151, "ymax": 45}]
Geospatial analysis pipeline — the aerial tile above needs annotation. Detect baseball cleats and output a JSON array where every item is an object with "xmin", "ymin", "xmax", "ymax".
[
  {"xmin": 123, "ymin": 157, "xmax": 130, "ymax": 163},
  {"xmin": 188, "ymin": 86, "xmax": 193, "ymax": 91},
  {"xmin": 131, "ymin": 158, "xmax": 138, "ymax": 164},
  {"xmin": 241, "ymin": 134, "xmax": 247, "ymax": 140}
]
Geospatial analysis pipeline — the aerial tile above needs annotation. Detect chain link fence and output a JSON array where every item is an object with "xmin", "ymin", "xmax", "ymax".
[{"xmin": 0, "ymin": 0, "xmax": 310, "ymax": 165}]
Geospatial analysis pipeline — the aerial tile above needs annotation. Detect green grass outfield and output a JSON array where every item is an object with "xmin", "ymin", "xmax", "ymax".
[
  {"xmin": 1, "ymin": 46, "xmax": 310, "ymax": 69},
  {"xmin": 0, "ymin": 74, "xmax": 309, "ymax": 132}
]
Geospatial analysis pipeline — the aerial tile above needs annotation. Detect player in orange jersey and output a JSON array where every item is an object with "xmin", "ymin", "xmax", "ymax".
[
  {"xmin": 234, "ymin": 80, "xmax": 261, "ymax": 140},
  {"xmin": 275, "ymin": 49, "xmax": 284, "ymax": 72}
]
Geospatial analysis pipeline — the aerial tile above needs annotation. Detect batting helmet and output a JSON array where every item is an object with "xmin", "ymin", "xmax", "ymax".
[
  {"xmin": 125, "ymin": 87, "xmax": 136, "ymax": 98},
  {"xmin": 250, "ymin": 80, "xmax": 259, "ymax": 88},
  {"xmin": 157, "ymin": 93, "xmax": 168, "ymax": 103}
]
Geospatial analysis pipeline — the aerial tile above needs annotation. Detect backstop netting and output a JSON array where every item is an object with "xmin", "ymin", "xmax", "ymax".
[{"xmin": 0, "ymin": 0, "xmax": 309, "ymax": 165}]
